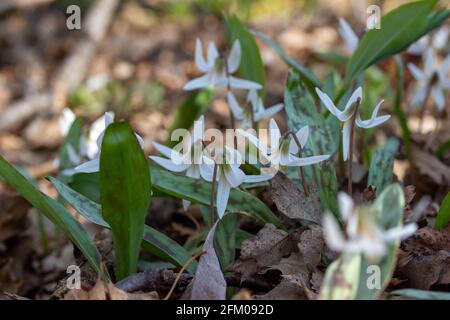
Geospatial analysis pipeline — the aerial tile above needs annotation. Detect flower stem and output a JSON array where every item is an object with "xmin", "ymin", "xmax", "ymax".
[
  {"xmin": 210, "ymin": 163, "xmax": 219, "ymax": 228},
  {"xmin": 288, "ymin": 131, "xmax": 309, "ymax": 196},
  {"xmin": 347, "ymin": 97, "xmax": 361, "ymax": 196}
]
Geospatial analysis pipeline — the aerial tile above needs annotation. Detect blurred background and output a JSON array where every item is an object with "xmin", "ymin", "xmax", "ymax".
[{"xmin": 0, "ymin": 0, "xmax": 449, "ymax": 299}]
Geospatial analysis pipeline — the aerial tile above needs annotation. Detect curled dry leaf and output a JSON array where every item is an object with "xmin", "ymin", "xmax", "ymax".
[
  {"xmin": 269, "ymin": 172, "xmax": 321, "ymax": 223},
  {"xmin": 181, "ymin": 222, "xmax": 226, "ymax": 300},
  {"xmin": 64, "ymin": 278, "xmax": 158, "ymax": 300},
  {"xmin": 412, "ymin": 147, "xmax": 450, "ymax": 186}
]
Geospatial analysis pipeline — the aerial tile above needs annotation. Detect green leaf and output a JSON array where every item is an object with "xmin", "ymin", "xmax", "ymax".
[
  {"xmin": 215, "ymin": 213, "xmax": 236, "ymax": 270},
  {"xmin": 389, "ymin": 289, "xmax": 450, "ymax": 300},
  {"xmin": 253, "ymin": 30, "xmax": 320, "ymax": 94},
  {"xmin": 435, "ymin": 192, "xmax": 450, "ymax": 229},
  {"xmin": 69, "ymin": 172, "xmax": 100, "ymax": 203},
  {"xmin": 59, "ymin": 117, "xmax": 83, "ymax": 173},
  {"xmin": 99, "ymin": 122, "xmax": 152, "ymax": 280},
  {"xmin": 225, "ymin": 14, "xmax": 265, "ymax": 96},
  {"xmin": 321, "ymin": 184, "xmax": 405, "ymax": 299},
  {"xmin": 0, "ymin": 156, "xmax": 101, "ymax": 273},
  {"xmin": 284, "ymin": 71, "xmax": 339, "ymax": 215},
  {"xmin": 49, "ymin": 176, "xmax": 197, "ymax": 273},
  {"xmin": 346, "ymin": 0, "xmax": 438, "ymax": 82},
  {"xmin": 393, "ymin": 55, "xmax": 411, "ymax": 160},
  {"xmin": 151, "ymin": 168, "xmax": 282, "ymax": 228},
  {"xmin": 367, "ymin": 138, "xmax": 399, "ymax": 195},
  {"xmin": 166, "ymin": 89, "xmax": 213, "ymax": 148}
]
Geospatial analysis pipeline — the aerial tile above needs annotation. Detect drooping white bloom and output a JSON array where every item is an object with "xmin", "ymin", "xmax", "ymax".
[
  {"xmin": 339, "ymin": 18, "xmax": 359, "ymax": 53},
  {"xmin": 323, "ymin": 193, "xmax": 417, "ymax": 260},
  {"xmin": 200, "ymin": 146, "xmax": 273, "ymax": 219},
  {"xmin": 183, "ymin": 38, "xmax": 262, "ymax": 91},
  {"xmin": 315, "ymin": 87, "xmax": 390, "ymax": 161},
  {"xmin": 227, "ymin": 90, "xmax": 284, "ymax": 128},
  {"xmin": 59, "ymin": 108, "xmax": 76, "ymax": 136},
  {"xmin": 73, "ymin": 112, "xmax": 145, "ymax": 173},
  {"xmin": 149, "ymin": 116, "xmax": 206, "ymax": 210},
  {"xmin": 408, "ymin": 26, "xmax": 449, "ymax": 55},
  {"xmin": 408, "ymin": 48, "xmax": 450, "ymax": 112},
  {"xmin": 237, "ymin": 118, "xmax": 330, "ymax": 171}
]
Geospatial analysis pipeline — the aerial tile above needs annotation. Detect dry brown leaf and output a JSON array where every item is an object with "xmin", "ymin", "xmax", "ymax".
[
  {"xmin": 0, "ymin": 192, "xmax": 30, "ymax": 242},
  {"xmin": 64, "ymin": 278, "xmax": 158, "ymax": 300},
  {"xmin": 412, "ymin": 147, "xmax": 450, "ymax": 185},
  {"xmin": 269, "ymin": 172, "xmax": 321, "ymax": 223}
]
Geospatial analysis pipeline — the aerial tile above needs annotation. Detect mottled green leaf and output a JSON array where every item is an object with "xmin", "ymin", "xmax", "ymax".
[
  {"xmin": 367, "ymin": 138, "xmax": 399, "ymax": 195},
  {"xmin": 435, "ymin": 192, "xmax": 450, "ymax": 229},
  {"xmin": 100, "ymin": 122, "xmax": 151, "ymax": 280},
  {"xmin": 59, "ymin": 117, "xmax": 83, "ymax": 173}
]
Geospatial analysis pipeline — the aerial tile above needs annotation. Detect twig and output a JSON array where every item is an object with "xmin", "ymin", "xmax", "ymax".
[{"xmin": 164, "ymin": 251, "xmax": 205, "ymax": 300}]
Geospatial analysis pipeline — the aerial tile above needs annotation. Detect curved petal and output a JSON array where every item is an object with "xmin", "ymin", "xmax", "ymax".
[
  {"xmin": 286, "ymin": 154, "xmax": 330, "ymax": 167},
  {"xmin": 432, "ymin": 26, "xmax": 449, "ymax": 50},
  {"xmin": 207, "ymin": 42, "xmax": 219, "ymax": 68},
  {"xmin": 342, "ymin": 121, "xmax": 351, "ymax": 161},
  {"xmin": 149, "ymin": 156, "xmax": 189, "ymax": 173},
  {"xmin": 246, "ymin": 89, "xmax": 259, "ymax": 107},
  {"xmin": 199, "ymin": 159, "xmax": 215, "ymax": 182},
  {"xmin": 236, "ymin": 129, "xmax": 270, "ymax": 157},
  {"xmin": 244, "ymin": 174, "xmax": 274, "ymax": 183},
  {"xmin": 339, "ymin": 18, "xmax": 359, "ymax": 53},
  {"xmin": 227, "ymin": 92, "xmax": 244, "ymax": 120},
  {"xmin": 315, "ymin": 87, "xmax": 350, "ymax": 121},
  {"xmin": 216, "ymin": 176, "xmax": 231, "ymax": 219},
  {"xmin": 183, "ymin": 74, "xmax": 212, "ymax": 91},
  {"xmin": 289, "ymin": 126, "xmax": 309, "ymax": 154},
  {"xmin": 59, "ymin": 108, "xmax": 75, "ymax": 136},
  {"xmin": 323, "ymin": 214, "xmax": 346, "ymax": 252},
  {"xmin": 74, "ymin": 159, "xmax": 100, "ymax": 173},
  {"xmin": 355, "ymin": 100, "xmax": 390, "ymax": 128},
  {"xmin": 195, "ymin": 38, "xmax": 209, "ymax": 72},
  {"xmin": 407, "ymin": 63, "xmax": 426, "ymax": 81},
  {"xmin": 383, "ymin": 223, "xmax": 417, "ymax": 242},
  {"xmin": 338, "ymin": 192, "xmax": 354, "ymax": 222},
  {"xmin": 224, "ymin": 165, "xmax": 245, "ymax": 188},
  {"xmin": 186, "ymin": 165, "xmax": 201, "ymax": 179},
  {"xmin": 254, "ymin": 103, "xmax": 284, "ymax": 123},
  {"xmin": 228, "ymin": 76, "xmax": 262, "ymax": 90},
  {"xmin": 153, "ymin": 142, "xmax": 177, "ymax": 158},
  {"xmin": 342, "ymin": 86, "xmax": 363, "ymax": 118},
  {"xmin": 104, "ymin": 112, "xmax": 114, "ymax": 127},
  {"xmin": 227, "ymin": 40, "xmax": 241, "ymax": 74},
  {"xmin": 269, "ymin": 118, "xmax": 281, "ymax": 144},
  {"xmin": 431, "ymin": 86, "xmax": 445, "ymax": 112},
  {"xmin": 411, "ymin": 84, "xmax": 428, "ymax": 108},
  {"xmin": 438, "ymin": 55, "xmax": 450, "ymax": 83}
]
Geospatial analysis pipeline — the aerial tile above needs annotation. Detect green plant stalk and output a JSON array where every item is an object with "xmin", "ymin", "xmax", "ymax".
[{"xmin": 348, "ymin": 98, "xmax": 361, "ymax": 196}]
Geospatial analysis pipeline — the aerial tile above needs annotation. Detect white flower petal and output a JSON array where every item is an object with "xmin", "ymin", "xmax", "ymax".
[
  {"xmin": 227, "ymin": 40, "xmax": 241, "ymax": 74},
  {"xmin": 439, "ymin": 55, "xmax": 450, "ymax": 83},
  {"xmin": 236, "ymin": 129, "xmax": 270, "ymax": 157},
  {"xmin": 199, "ymin": 160, "xmax": 215, "ymax": 182},
  {"xmin": 342, "ymin": 86, "xmax": 363, "ymax": 117},
  {"xmin": 228, "ymin": 76, "xmax": 262, "ymax": 90},
  {"xmin": 227, "ymin": 92, "xmax": 244, "ymax": 120},
  {"xmin": 254, "ymin": 103, "xmax": 284, "ymax": 122},
  {"xmin": 66, "ymin": 144, "xmax": 81, "ymax": 165},
  {"xmin": 411, "ymin": 84, "xmax": 428, "ymax": 108},
  {"xmin": 424, "ymin": 48, "xmax": 435, "ymax": 76},
  {"xmin": 207, "ymin": 42, "xmax": 219, "ymax": 68},
  {"xmin": 59, "ymin": 108, "xmax": 76, "ymax": 136},
  {"xmin": 339, "ymin": 18, "xmax": 359, "ymax": 53},
  {"xmin": 216, "ymin": 176, "xmax": 231, "ymax": 219},
  {"xmin": 342, "ymin": 121, "xmax": 351, "ymax": 161},
  {"xmin": 383, "ymin": 223, "xmax": 417, "ymax": 242},
  {"xmin": 149, "ymin": 156, "xmax": 189, "ymax": 173},
  {"xmin": 407, "ymin": 63, "xmax": 426, "ymax": 81},
  {"xmin": 183, "ymin": 74, "xmax": 212, "ymax": 91},
  {"xmin": 153, "ymin": 142, "xmax": 177, "ymax": 158},
  {"xmin": 315, "ymin": 87, "xmax": 350, "ymax": 121},
  {"xmin": 186, "ymin": 165, "xmax": 200, "ymax": 179},
  {"xmin": 323, "ymin": 214, "xmax": 346, "ymax": 252},
  {"xmin": 74, "ymin": 159, "xmax": 100, "ymax": 173},
  {"xmin": 286, "ymin": 154, "xmax": 330, "ymax": 167},
  {"xmin": 431, "ymin": 86, "xmax": 445, "ymax": 112},
  {"xmin": 244, "ymin": 174, "xmax": 274, "ymax": 183},
  {"xmin": 289, "ymin": 126, "xmax": 309, "ymax": 154},
  {"xmin": 338, "ymin": 192, "xmax": 354, "ymax": 222},
  {"xmin": 195, "ymin": 38, "xmax": 209, "ymax": 72},
  {"xmin": 355, "ymin": 100, "xmax": 390, "ymax": 128},
  {"xmin": 432, "ymin": 26, "xmax": 449, "ymax": 51},
  {"xmin": 224, "ymin": 165, "xmax": 245, "ymax": 188},
  {"xmin": 104, "ymin": 112, "xmax": 114, "ymax": 127}
]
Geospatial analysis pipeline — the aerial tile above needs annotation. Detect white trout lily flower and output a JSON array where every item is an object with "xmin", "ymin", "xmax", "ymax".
[
  {"xmin": 408, "ymin": 48, "xmax": 450, "ymax": 112},
  {"xmin": 315, "ymin": 87, "xmax": 390, "ymax": 161},
  {"xmin": 183, "ymin": 38, "xmax": 262, "ymax": 91},
  {"xmin": 59, "ymin": 108, "xmax": 76, "ymax": 136},
  {"xmin": 73, "ymin": 112, "xmax": 145, "ymax": 173},
  {"xmin": 149, "ymin": 116, "xmax": 206, "ymax": 210},
  {"xmin": 323, "ymin": 193, "xmax": 418, "ymax": 260},
  {"xmin": 339, "ymin": 18, "xmax": 359, "ymax": 53},
  {"xmin": 227, "ymin": 90, "xmax": 284, "ymax": 128},
  {"xmin": 237, "ymin": 118, "xmax": 330, "ymax": 171},
  {"xmin": 200, "ymin": 146, "xmax": 273, "ymax": 219},
  {"xmin": 408, "ymin": 26, "xmax": 449, "ymax": 55}
]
